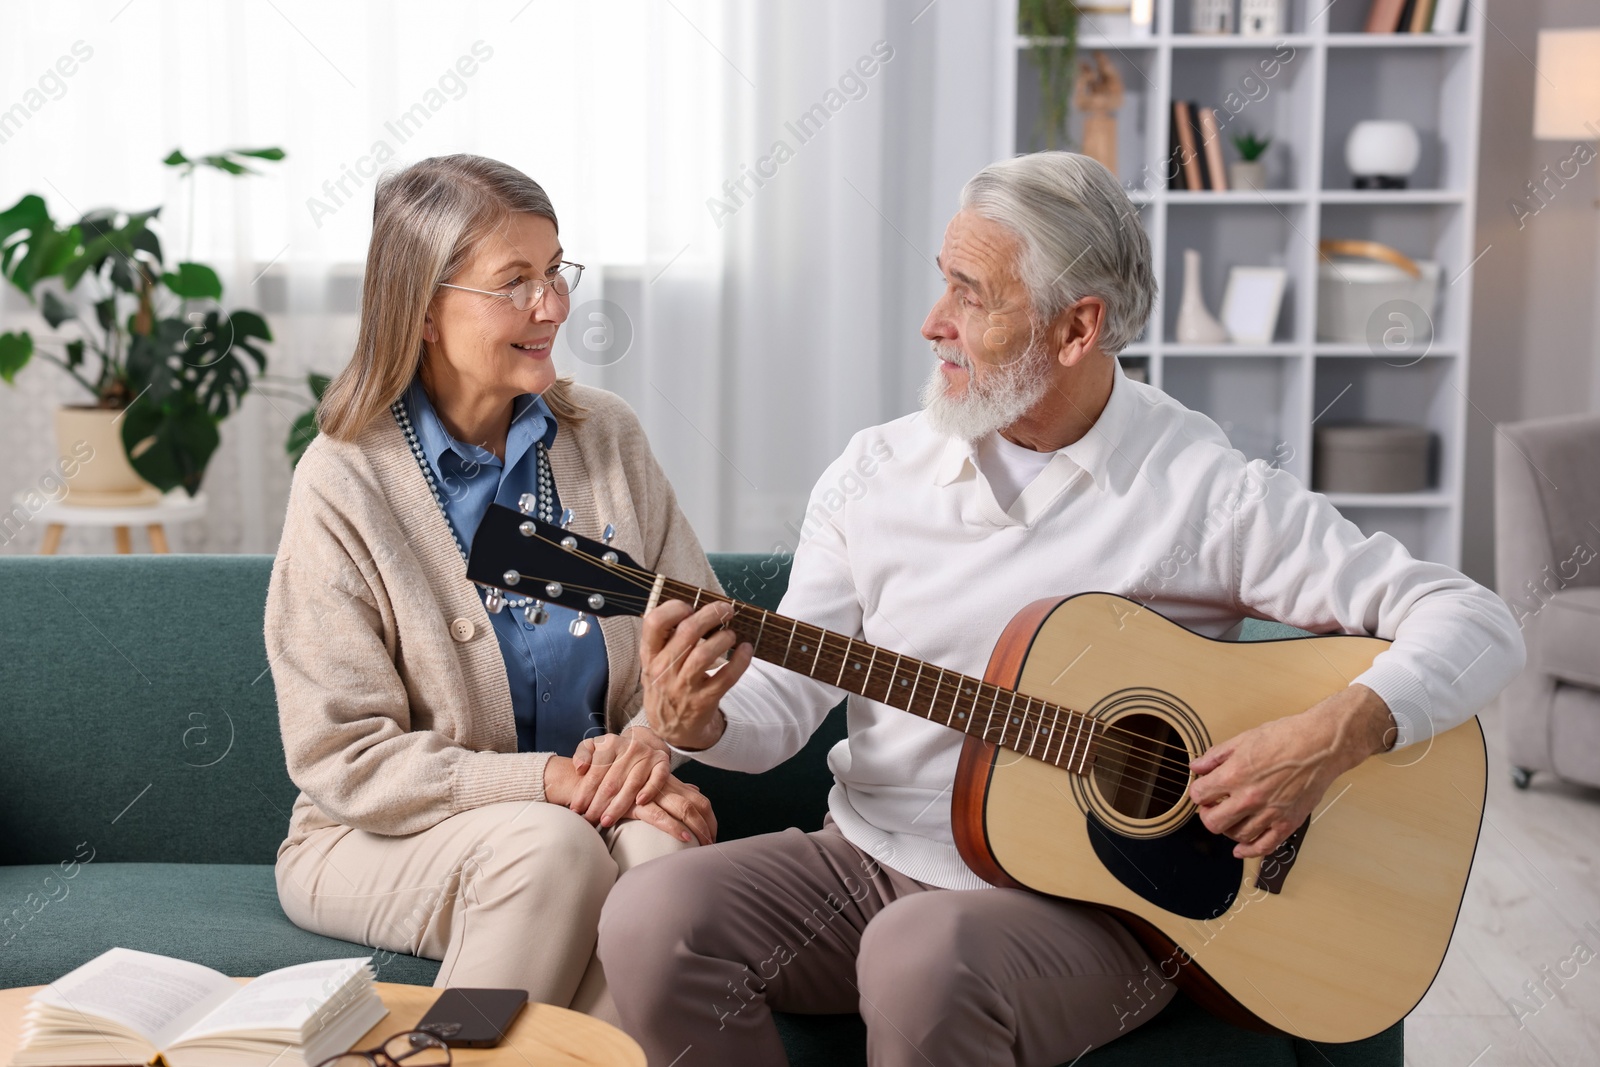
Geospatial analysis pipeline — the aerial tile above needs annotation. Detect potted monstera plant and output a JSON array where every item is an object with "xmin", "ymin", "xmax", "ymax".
[{"xmin": 0, "ymin": 146, "xmax": 283, "ymax": 501}]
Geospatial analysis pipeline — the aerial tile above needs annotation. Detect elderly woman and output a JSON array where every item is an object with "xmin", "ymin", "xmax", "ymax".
[{"xmin": 267, "ymin": 153, "xmax": 717, "ymax": 1021}]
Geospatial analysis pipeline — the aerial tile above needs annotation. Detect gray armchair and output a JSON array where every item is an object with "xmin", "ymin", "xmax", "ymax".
[{"xmin": 1494, "ymin": 412, "xmax": 1600, "ymax": 790}]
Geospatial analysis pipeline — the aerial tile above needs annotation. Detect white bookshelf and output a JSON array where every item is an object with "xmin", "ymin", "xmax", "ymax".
[{"xmin": 999, "ymin": 0, "xmax": 1484, "ymax": 566}]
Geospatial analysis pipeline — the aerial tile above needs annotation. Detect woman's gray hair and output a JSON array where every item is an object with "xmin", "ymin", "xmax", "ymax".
[{"xmin": 960, "ymin": 152, "xmax": 1155, "ymax": 356}]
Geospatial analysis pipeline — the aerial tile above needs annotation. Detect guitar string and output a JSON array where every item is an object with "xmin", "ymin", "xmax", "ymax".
[
  {"xmin": 499, "ymin": 529, "xmax": 1202, "ymax": 789},
  {"xmin": 498, "ymin": 530, "xmax": 1204, "ymax": 789},
  {"xmin": 497, "ymin": 548, "xmax": 1201, "ymax": 791}
]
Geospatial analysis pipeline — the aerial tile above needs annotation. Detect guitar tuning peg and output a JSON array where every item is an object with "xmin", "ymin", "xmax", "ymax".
[
  {"xmin": 601, "ymin": 523, "xmax": 615, "ymax": 544},
  {"xmin": 517, "ymin": 493, "xmax": 538, "ymax": 516},
  {"xmin": 523, "ymin": 600, "xmax": 550, "ymax": 626},
  {"xmin": 569, "ymin": 612, "xmax": 591, "ymax": 638},
  {"xmin": 558, "ymin": 507, "xmax": 575, "ymax": 529},
  {"xmin": 483, "ymin": 588, "xmax": 505, "ymax": 614}
]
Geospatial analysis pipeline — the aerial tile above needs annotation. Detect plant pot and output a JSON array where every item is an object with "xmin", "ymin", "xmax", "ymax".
[
  {"xmin": 55, "ymin": 406, "xmax": 161, "ymax": 506},
  {"xmin": 1230, "ymin": 160, "xmax": 1268, "ymax": 192}
]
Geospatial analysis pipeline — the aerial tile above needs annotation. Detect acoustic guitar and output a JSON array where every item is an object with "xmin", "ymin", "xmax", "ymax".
[{"xmin": 466, "ymin": 504, "xmax": 1485, "ymax": 1043}]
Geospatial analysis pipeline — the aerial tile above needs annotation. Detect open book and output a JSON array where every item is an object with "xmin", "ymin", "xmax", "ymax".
[{"xmin": 9, "ymin": 948, "xmax": 388, "ymax": 1067}]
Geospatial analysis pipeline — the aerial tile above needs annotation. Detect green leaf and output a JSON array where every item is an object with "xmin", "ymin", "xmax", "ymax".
[
  {"xmin": 236, "ymin": 147, "xmax": 286, "ymax": 161},
  {"xmin": 224, "ymin": 308, "xmax": 272, "ymax": 342},
  {"xmin": 41, "ymin": 290, "xmax": 76, "ymax": 328},
  {"xmin": 162, "ymin": 149, "xmax": 190, "ymax": 167},
  {"xmin": 94, "ymin": 297, "xmax": 118, "ymax": 332},
  {"xmin": 182, "ymin": 309, "xmax": 270, "ymax": 418},
  {"xmin": 200, "ymin": 155, "xmax": 249, "ymax": 175},
  {"xmin": 287, "ymin": 407, "xmax": 319, "ymax": 466},
  {"xmin": 131, "ymin": 227, "xmax": 164, "ymax": 270},
  {"xmin": 308, "ymin": 371, "xmax": 331, "ymax": 399},
  {"xmin": 0, "ymin": 331, "xmax": 33, "ymax": 383},
  {"xmin": 126, "ymin": 324, "xmax": 184, "ymax": 404},
  {"xmin": 163, "ymin": 262, "xmax": 222, "ymax": 300},
  {"xmin": 122, "ymin": 392, "xmax": 220, "ymax": 495},
  {"xmin": 65, "ymin": 338, "xmax": 84, "ymax": 369}
]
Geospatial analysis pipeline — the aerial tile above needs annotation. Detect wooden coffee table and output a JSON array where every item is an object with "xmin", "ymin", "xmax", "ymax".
[{"xmin": 0, "ymin": 980, "xmax": 644, "ymax": 1066}]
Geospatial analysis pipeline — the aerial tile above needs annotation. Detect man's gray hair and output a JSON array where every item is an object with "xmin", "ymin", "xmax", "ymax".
[{"xmin": 960, "ymin": 152, "xmax": 1155, "ymax": 357}]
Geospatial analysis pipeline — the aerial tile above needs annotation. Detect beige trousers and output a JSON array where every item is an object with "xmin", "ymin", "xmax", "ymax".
[{"xmin": 276, "ymin": 800, "xmax": 689, "ymax": 1026}]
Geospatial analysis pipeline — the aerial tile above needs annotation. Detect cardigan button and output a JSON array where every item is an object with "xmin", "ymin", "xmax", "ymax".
[{"xmin": 449, "ymin": 618, "xmax": 475, "ymax": 642}]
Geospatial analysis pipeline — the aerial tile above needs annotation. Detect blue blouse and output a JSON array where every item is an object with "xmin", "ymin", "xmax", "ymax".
[{"xmin": 404, "ymin": 377, "xmax": 609, "ymax": 757}]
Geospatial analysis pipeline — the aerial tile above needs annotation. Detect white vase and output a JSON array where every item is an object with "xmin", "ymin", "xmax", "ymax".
[
  {"xmin": 1230, "ymin": 160, "xmax": 1267, "ymax": 192},
  {"xmin": 1344, "ymin": 120, "xmax": 1421, "ymax": 189},
  {"xmin": 1176, "ymin": 249, "xmax": 1227, "ymax": 344}
]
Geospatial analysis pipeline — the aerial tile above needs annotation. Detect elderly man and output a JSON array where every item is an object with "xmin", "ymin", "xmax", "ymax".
[{"xmin": 598, "ymin": 152, "xmax": 1524, "ymax": 1067}]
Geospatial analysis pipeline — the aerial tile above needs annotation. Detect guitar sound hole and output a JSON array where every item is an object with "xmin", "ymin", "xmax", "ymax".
[{"xmin": 1091, "ymin": 713, "xmax": 1189, "ymax": 820}]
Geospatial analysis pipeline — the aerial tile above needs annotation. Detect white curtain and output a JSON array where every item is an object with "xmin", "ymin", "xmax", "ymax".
[{"xmin": 0, "ymin": 0, "xmax": 1008, "ymax": 555}]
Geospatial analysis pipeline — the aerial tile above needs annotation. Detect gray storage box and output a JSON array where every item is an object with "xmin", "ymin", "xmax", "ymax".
[{"xmin": 1313, "ymin": 423, "xmax": 1432, "ymax": 493}]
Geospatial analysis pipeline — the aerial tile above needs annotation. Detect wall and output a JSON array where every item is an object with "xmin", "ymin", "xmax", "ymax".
[{"xmin": 1463, "ymin": 0, "xmax": 1600, "ymax": 584}]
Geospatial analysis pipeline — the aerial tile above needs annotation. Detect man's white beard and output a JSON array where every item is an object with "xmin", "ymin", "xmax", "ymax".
[{"xmin": 920, "ymin": 338, "xmax": 1053, "ymax": 442}]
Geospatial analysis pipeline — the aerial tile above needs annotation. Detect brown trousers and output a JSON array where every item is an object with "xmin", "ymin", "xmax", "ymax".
[
  {"xmin": 276, "ymin": 800, "xmax": 689, "ymax": 1026},
  {"xmin": 598, "ymin": 818, "xmax": 1175, "ymax": 1067}
]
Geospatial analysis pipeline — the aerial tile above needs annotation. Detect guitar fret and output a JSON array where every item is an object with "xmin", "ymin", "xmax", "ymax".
[
  {"xmin": 1024, "ymin": 698, "xmax": 1038, "ymax": 757},
  {"xmin": 907, "ymin": 660, "xmax": 924, "ymax": 713},
  {"xmin": 888, "ymin": 652, "xmax": 905, "ymax": 706},
  {"xmin": 1003, "ymin": 690, "xmax": 1018, "ymax": 749},
  {"xmin": 1049, "ymin": 706, "xmax": 1065, "ymax": 767},
  {"xmin": 754, "ymin": 609, "xmax": 768, "ymax": 654},
  {"xmin": 783, "ymin": 618, "xmax": 798, "ymax": 667},
  {"xmin": 836, "ymin": 637, "xmax": 852, "ymax": 687},
  {"xmin": 928, "ymin": 670, "xmax": 946, "ymax": 725},
  {"xmin": 863, "ymin": 646, "xmax": 879, "ymax": 700},
  {"xmin": 692, "ymin": 589, "xmax": 703, "ymax": 609},
  {"xmin": 810, "ymin": 628, "xmax": 825, "ymax": 674},
  {"xmin": 1067, "ymin": 714, "xmax": 1084, "ymax": 773},
  {"xmin": 974, "ymin": 682, "xmax": 988, "ymax": 739}
]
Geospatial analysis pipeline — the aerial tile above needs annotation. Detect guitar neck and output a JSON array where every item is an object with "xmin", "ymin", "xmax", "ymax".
[{"xmin": 651, "ymin": 576, "xmax": 1098, "ymax": 774}]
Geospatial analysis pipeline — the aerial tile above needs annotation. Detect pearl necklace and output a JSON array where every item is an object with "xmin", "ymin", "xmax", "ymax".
[{"xmin": 392, "ymin": 396, "xmax": 554, "ymax": 613}]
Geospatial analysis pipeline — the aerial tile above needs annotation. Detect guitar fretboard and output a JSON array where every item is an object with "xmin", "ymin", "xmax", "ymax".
[{"xmin": 654, "ymin": 577, "xmax": 1098, "ymax": 774}]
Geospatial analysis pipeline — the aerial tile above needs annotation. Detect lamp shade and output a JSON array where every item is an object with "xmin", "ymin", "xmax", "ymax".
[{"xmin": 1534, "ymin": 28, "xmax": 1600, "ymax": 140}]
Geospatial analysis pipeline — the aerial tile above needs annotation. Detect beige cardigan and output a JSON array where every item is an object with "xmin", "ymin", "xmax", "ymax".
[{"xmin": 266, "ymin": 383, "xmax": 721, "ymax": 856}]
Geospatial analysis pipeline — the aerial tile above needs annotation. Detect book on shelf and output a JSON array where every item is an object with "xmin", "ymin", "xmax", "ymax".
[
  {"xmin": 1408, "ymin": 0, "xmax": 1437, "ymax": 32},
  {"xmin": 1199, "ymin": 107, "xmax": 1229, "ymax": 192},
  {"xmin": 1172, "ymin": 101, "xmax": 1204, "ymax": 191},
  {"xmin": 1185, "ymin": 102, "xmax": 1213, "ymax": 190},
  {"xmin": 1430, "ymin": 0, "xmax": 1465, "ymax": 32},
  {"xmin": 7, "ymin": 948, "xmax": 388, "ymax": 1067},
  {"xmin": 1396, "ymin": 0, "xmax": 1418, "ymax": 32},
  {"xmin": 1364, "ymin": 0, "xmax": 1408, "ymax": 32}
]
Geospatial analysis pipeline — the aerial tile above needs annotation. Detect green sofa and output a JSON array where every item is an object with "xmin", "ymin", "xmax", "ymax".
[{"xmin": 0, "ymin": 554, "xmax": 1401, "ymax": 1066}]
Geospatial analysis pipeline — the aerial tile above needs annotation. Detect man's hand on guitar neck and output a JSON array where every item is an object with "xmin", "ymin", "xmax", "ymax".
[
  {"xmin": 640, "ymin": 599, "xmax": 755, "ymax": 752},
  {"xmin": 1188, "ymin": 684, "xmax": 1399, "ymax": 859}
]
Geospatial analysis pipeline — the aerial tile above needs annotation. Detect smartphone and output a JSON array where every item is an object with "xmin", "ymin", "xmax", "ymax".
[{"xmin": 415, "ymin": 987, "xmax": 528, "ymax": 1048}]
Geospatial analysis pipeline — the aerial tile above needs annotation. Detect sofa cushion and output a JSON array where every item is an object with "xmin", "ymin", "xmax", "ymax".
[
  {"xmin": 0, "ymin": 862, "xmax": 440, "ymax": 989},
  {"xmin": 1540, "ymin": 588, "xmax": 1600, "ymax": 690},
  {"xmin": 0, "ymin": 555, "xmax": 293, "ymax": 866}
]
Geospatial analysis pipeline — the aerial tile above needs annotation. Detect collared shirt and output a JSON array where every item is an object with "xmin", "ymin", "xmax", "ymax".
[
  {"xmin": 677, "ymin": 362, "xmax": 1525, "ymax": 890},
  {"xmin": 404, "ymin": 377, "xmax": 609, "ymax": 756}
]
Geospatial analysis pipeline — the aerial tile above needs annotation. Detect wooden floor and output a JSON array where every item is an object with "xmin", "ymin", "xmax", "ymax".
[{"xmin": 1406, "ymin": 703, "xmax": 1600, "ymax": 1066}]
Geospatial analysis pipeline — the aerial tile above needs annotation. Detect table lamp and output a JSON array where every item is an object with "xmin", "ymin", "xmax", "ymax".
[{"xmin": 1532, "ymin": 28, "xmax": 1600, "ymax": 411}]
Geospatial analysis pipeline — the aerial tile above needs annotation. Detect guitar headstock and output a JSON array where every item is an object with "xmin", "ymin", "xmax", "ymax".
[{"xmin": 466, "ymin": 504, "xmax": 654, "ymax": 620}]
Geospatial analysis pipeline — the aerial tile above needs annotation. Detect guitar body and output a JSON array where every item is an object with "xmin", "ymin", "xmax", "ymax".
[{"xmin": 953, "ymin": 593, "xmax": 1486, "ymax": 1044}]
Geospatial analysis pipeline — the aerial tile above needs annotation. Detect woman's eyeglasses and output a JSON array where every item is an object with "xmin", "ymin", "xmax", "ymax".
[
  {"xmin": 314, "ymin": 1026, "xmax": 453, "ymax": 1066},
  {"xmin": 439, "ymin": 261, "xmax": 585, "ymax": 311}
]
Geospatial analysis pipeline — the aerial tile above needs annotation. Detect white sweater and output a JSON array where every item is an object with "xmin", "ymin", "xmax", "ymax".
[{"xmin": 682, "ymin": 366, "xmax": 1525, "ymax": 890}]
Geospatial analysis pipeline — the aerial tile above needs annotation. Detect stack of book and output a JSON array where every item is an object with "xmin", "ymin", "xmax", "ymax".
[
  {"xmin": 8, "ymin": 948, "xmax": 388, "ymax": 1067},
  {"xmin": 1167, "ymin": 101, "xmax": 1232, "ymax": 192},
  {"xmin": 1363, "ymin": 0, "xmax": 1466, "ymax": 33}
]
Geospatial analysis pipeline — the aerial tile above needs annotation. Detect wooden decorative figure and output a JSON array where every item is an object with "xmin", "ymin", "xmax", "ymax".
[{"xmin": 1074, "ymin": 51, "xmax": 1125, "ymax": 176}]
